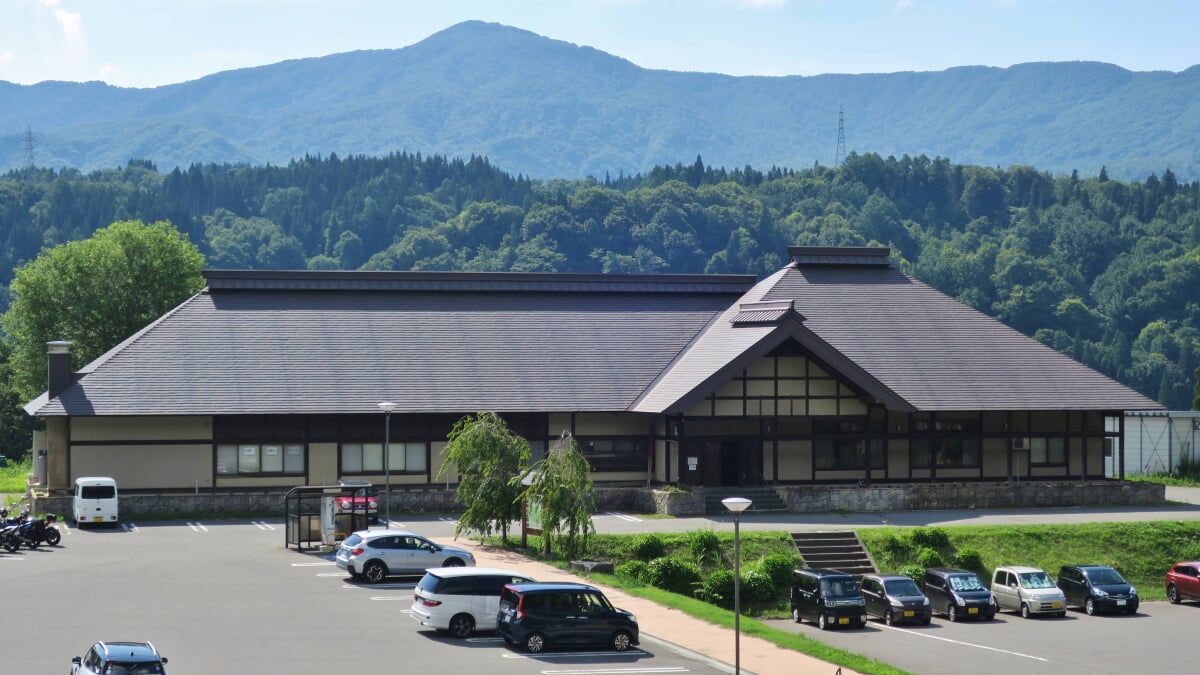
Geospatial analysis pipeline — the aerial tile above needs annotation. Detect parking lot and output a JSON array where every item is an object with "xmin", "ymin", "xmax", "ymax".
[{"xmin": 0, "ymin": 518, "xmax": 727, "ymax": 675}]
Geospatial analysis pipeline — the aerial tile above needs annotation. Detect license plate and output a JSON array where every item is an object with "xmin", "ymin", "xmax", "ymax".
[
  {"xmin": 1052, "ymin": 601, "xmax": 1062, "ymax": 609},
  {"xmin": 1116, "ymin": 600, "xmax": 1126, "ymax": 606},
  {"xmin": 903, "ymin": 610, "xmax": 915, "ymax": 617},
  {"xmin": 968, "ymin": 607, "xmax": 978, "ymax": 614},
  {"xmin": 93, "ymin": 517, "xmax": 104, "ymax": 522},
  {"xmin": 838, "ymin": 617, "xmax": 849, "ymax": 625}
]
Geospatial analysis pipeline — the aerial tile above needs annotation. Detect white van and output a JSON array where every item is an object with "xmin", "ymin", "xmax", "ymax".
[
  {"xmin": 410, "ymin": 567, "xmax": 534, "ymax": 638},
  {"xmin": 73, "ymin": 477, "xmax": 119, "ymax": 526}
]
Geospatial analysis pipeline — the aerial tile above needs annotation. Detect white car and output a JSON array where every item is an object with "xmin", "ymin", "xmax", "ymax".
[
  {"xmin": 991, "ymin": 565, "xmax": 1067, "ymax": 618},
  {"xmin": 410, "ymin": 567, "xmax": 535, "ymax": 638},
  {"xmin": 335, "ymin": 530, "xmax": 475, "ymax": 583}
]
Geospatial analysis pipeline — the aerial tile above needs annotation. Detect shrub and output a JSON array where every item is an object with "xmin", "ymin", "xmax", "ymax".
[
  {"xmin": 615, "ymin": 560, "xmax": 649, "ymax": 582},
  {"xmin": 632, "ymin": 533, "xmax": 666, "ymax": 561},
  {"xmin": 955, "ymin": 547, "xmax": 983, "ymax": 571},
  {"xmin": 755, "ymin": 552, "xmax": 798, "ymax": 587},
  {"xmin": 900, "ymin": 564, "xmax": 924, "ymax": 584},
  {"xmin": 687, "ymin": 528, "xmax": 723, "ymax": 567},
  {"xmin": 911, "ymin": 527, "xmax": 950, "ymax": 548},
  {"xmin": 916, "ymin": 546, "xmax": 944, "ymax": 568},
  {"xmin": 741, "ymin": 569, "xmax": 777, "ymax": 604},
  {"xmin": 879, "ymin": 532, "xmax": 911, "ymax": 562},
  {"xmin": 646, "ymin": 556, "xmax": 702, "ymax": 595},
  {"xmin": 700, "ymin": 569, "xmax": 736, "ymax": 607}
]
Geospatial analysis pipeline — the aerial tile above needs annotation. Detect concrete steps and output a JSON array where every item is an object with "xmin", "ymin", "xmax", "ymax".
[{"xmin": 791, "ymin": 530, "xmax": 876, "ymax": 579}]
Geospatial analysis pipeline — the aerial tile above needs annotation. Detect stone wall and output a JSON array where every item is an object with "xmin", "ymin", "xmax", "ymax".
[{"xmin": 781, "ymin": 480, "xmax": 1165, "ymax": 512}]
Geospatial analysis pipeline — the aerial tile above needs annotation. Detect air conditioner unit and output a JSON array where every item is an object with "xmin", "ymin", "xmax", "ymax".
[{"xmin": 1011, "ymin": 437, "xmax": 1028, "ymax": 451}]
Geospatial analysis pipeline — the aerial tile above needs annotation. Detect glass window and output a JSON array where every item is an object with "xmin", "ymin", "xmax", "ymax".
[
  {"xmin": 342, "ymin": 441, "xmax": 426, "ymax": 473},
  {"xmin": 217, "ymin": 442, "xmax": 305, "ymax": 476},
  {"xmin": 1030, "ymin": 437, "xmax": 1066, "ymax": 465},
  {"xmin": 579, "ymin": 436, "xmax": 646, "ymax": 472},
  {"xmin": 284, "ymin": 444, "xmax": 304, "ymax": 473},
  {"xmin": 911, "ymin": 438, "xmax": 979, "ymax": 468},
  {"xmin": 239, "ymin": 444, "xmax": 260, "ymax": 473},
  {"xmin": 261, "ymin": 444, "xmax": 283, "ymax": 472}
]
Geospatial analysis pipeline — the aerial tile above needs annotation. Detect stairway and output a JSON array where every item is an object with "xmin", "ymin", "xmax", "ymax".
[
  {"xmin": 791, "ymin": 530, "xmax": 876, "ymax": 579},
  {"xmin": 703, "ymin": 485, "xmax": 789, "ymax": 515}
]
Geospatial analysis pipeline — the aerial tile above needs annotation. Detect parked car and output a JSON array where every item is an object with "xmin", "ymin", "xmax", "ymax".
[
  {"xmin": 71, "ymin": 641, "xmax": 168, "ymax": 674},
  {"xmin": 860, "ymin": 573, "xmax": 932, "ymax": 625},
  {"xmin": 411, "ymin": 567, "xmax": 535, "ymax": 638},
  {"xmin": 991, "ymin": 566, "xmax": 1066, "ymax": 618},
  {"xmin": 335, "ymin": 530, "xmax": 475, "ymax": 583},
  {"xmin": 789, "ymin": 568, "xmax": 867, "ymax": 630},
  {"xmin": 921, "ymin": 568, "xmax": 996, "ymax": 621},
  {"xmin": 334, "ymin": 486, "xmax": 378, "ymax": 517},
  {"xmin": 1057, "ymin": 565, "xmax": 1138, "ymax": 615},
  {"xmin": 497, "ymin": 581, "xmax": 639, "ymax": 653},
  {"xmin": 1165, "ymin": 560, "xmax": 1200, "ymax": 604}
]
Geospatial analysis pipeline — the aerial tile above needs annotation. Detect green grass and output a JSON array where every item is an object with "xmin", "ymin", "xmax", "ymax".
[
  {"xmin": 1126, "ymin": 457, "xmax": 1200, "ymax": 487},
  {"xmin": 0, "ymin": 456, "xmax": 32, "ymax": 496}
]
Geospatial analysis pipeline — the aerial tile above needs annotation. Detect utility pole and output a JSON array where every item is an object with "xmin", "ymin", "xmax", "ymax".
[{"xmin": 22, "ymin": 126, "xmax": 35, "ymax": 170}]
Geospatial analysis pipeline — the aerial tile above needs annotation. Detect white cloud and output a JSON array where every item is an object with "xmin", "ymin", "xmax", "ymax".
[
  {"xmin": 0, "ymin": 50, "xmax": 12, "ymax": 65},
  {"xmin": 729, "ymin": 0, "xmax": 787, "ymax": 8},
  {"xmin": 97, "ymin": 63, "xmax": 121, "ymax": 83},
  {"xmin": 895, "ymin": 0, "xmax": 913, "ymax": 10},
  {"xmin": 40, "ymin": 0, "xmax": 88, "ymax": 63}
]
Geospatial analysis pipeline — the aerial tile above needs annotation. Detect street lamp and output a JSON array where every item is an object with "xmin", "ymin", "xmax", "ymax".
[
  {"xmin": 722, "ymin": 496, "xmax": 752, "ymax": 675},
  {"xmin": 378, "ymin": 401, "xmax": 396, "ymax": 528}
]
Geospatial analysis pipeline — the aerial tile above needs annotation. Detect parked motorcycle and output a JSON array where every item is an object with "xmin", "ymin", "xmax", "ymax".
[
  {"xmin": 0, "ymin": 509, "xmax": 60, "ymax": 549},
  {"xmin": 0, "ymin": 520, "xmax": 20, "ymax": 553}
]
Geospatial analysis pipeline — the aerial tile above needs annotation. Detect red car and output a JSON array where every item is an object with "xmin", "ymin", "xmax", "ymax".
[
  {"xmin": 1165, "ymin": 561, "xmax": 1200, "ymax": 604},
  {"xmin": 335, "ymin": 486, "xmax": 378, "ymax": 518}
]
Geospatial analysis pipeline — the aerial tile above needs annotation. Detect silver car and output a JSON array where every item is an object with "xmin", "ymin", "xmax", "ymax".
[{"xmin": 335, "ymin": 530, "xmax": 475, "ymax": 583}]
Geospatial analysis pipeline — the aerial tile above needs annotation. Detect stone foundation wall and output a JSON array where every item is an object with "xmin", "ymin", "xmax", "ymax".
[{"xmin": 781, "ymin": 480, "xmax": 1165, "ymax": 512}]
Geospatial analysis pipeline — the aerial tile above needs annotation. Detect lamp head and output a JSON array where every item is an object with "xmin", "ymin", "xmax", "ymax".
[
  {"xmin": 377, "ymin": 401, "xmax": 397, "ymax": 413},
  {"xmin": 722, "ymin": 496, "xmax": 752, "ymax": 514}
]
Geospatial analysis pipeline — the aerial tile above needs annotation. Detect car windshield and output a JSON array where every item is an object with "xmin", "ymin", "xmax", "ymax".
[
  {"xmin": 948, "ymin": 575, "xmax": 985, "ymax": 591},
  {"xmin": 105, "ymin": 663, "xmax": 164, "ymax": 675},
  {"xmin": 820, "ymin": 578, "xmax": 859, "ymax": 597},
  {"xmin": 1087, "ymin": 568, "xmax": 1126, "ymax": 585},
  {"xmin": 884, "ymin": 578, "xmax": 922, "ymax": 596},
  {"xmin": 1018, "ymin": 572, "xmax": 1055, "ymax": 589},
  {"xmin": 343, "ymin": 534, "xmax": 363, "ymax": 547}
]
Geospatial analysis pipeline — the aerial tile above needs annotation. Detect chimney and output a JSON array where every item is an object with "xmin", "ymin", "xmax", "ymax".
[{"xmin": 47, "ymin": 340, "xmax": 73, "ymax": 399}]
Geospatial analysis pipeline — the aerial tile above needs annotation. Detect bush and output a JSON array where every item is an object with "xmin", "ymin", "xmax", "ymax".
[
  {"xmin": 955, "ymin": 547, "xmax": 983, "ymax": 571},
  {"xmin": 615, "ymin": 560, "xmax": 649, "ymax": 582},
  {"xmin": 646, "ymin": 556, "xmax": 702, "ymax": 595},
  {"xmin": 900, "ymin": 564, "xmax": 924, "ymax": 584},
  {"xmin": 916, "ymin": 546, "xmax": 944, "ymax": 568},
  {"xmin": 911, "ymin": 527, "xmax": 950, "ymax": 548},
  {"xmin": 632, "ymin": 533, "xmax": 666, "ymax": 561},
  {"xmin": 700, "ymin": 569, "xmax": 736, "ymax": 607},
  {"xmin": 687, "ymin": 528, "xmax": 723, "ymax": 567},
  {"xmin": 755, "ymin": 552, "xmax": 798, "ymax": 587},
  {"xmin": 741, "ymin": 569, "xmax": 777, "ymax": 604}
]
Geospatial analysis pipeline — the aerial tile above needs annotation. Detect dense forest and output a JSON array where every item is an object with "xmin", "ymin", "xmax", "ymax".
[{"xmin": 0, "ymin": 151, "xmax": 1197, "ymax": 411}]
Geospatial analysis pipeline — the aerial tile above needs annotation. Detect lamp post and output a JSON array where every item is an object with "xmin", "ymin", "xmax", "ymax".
[
  {"xmin": 378, "ymin": 401, "xmax": 396, "ymax": 528},
  {"xmin": 722, "ymin": 496, "xmax": 752, "ymax": 675}
]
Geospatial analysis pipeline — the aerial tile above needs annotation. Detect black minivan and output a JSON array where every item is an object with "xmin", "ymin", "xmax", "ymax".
[
  {"xmin": 790, "ymin": 568, "xmax": 867, "ymax": 630},
  {"xmin": 497, "ymin": 582, "xmax": 639, "ymax": 653},
  {"xmin": 1056, "ymin": 565, "xmax": 1139, "ymax": 615},
  {"xmin": 922, "ymin": 568, "xmax": 996, "ymax": 621}
]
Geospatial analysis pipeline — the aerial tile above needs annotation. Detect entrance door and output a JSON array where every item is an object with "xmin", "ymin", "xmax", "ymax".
[{"xmin": 681, "ymin": 439, "xmax": 762, "ymax": 487}]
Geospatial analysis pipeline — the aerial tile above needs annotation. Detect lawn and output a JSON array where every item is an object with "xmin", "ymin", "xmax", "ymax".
[{"xmin": 0, "ymin": 456, "xmax": 31, "ymax": 505}]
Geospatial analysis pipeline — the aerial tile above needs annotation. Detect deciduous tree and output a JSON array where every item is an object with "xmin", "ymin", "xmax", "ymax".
[{"xmin": 438, "ymin": 412, "xmax": 530, "ymax": 543}]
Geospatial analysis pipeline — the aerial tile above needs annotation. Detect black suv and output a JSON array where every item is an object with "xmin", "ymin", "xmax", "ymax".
[
  {"xmin": 497, "ymin": 582, "xmax": 639, "ymax": 653},
  {"xmin": 1057, "ymin": 565, "xmax": 1139, "ymax": 615},
  {"xmin": 790, "ymin": 568, "xmax": 867, "ymax": 630},
  {"xmin": 922, "ymin": 568, "xmax": 996, "ymax": 621},
  {"xmin": 72, "ymin": 641, "xmax": 168, "ymax": 674}
]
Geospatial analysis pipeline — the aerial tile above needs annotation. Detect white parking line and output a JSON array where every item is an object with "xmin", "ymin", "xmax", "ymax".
[
  {"xmin": 466, "ymin": 637, "xmax": 505, "ymax": 643},
  {"xmin": 438, "ymin": 517, "xmax": 457, "ymax": 523},
  {"xmin": 879, "ymin": 624, "xmax": 1049, "ymax": 661},
  {"xmin": 252, "ymin": 521, "xmax": 275, "ymax": 531},
  {"xmin": 371, "ymin": 599, "xmax": 412, "ymax": 603},
  {"xmin": 187, "ymin": 522, "xmax": 208, "ymax": 532},
  {"xmin": 541, "ymin": 669, "xmax": 687, "ymax": 675},
  {"xmin": 291, "ymin": 562, "xmax": 335, "ymax": 567},
  {"xmin": 503, "ymin": 651, "xmax": 648, "ymax": 659},
  {"xmin": 605, "ymin": 512, "xmax": 642, "ymax": 522},
  {"xmin": 342, "ymin": 583, "xmax": 416, "ymax": 590}
]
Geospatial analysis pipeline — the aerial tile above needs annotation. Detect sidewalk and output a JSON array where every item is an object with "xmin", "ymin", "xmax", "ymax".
[{"xmin": 458, "ymin": 539, "xmax": 860, "ymax": 675}]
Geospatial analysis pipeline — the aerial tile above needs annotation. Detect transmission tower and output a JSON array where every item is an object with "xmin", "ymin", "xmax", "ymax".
[
  {"xmin": 835, "ymin": 105, "xmax": 846, "ymax": 167},
  {"xmin": 22, "ymin": 126, "xmax": 34, "ymax": 170}
]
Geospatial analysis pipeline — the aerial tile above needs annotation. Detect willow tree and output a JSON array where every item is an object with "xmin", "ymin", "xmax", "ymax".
[
  {"xmin": 438, "ymin": 412, "xmax": 530, "ymax": 543},
  {"xmin": 527, "ymin": 431, "xmax": 596, "ymax": 559}
]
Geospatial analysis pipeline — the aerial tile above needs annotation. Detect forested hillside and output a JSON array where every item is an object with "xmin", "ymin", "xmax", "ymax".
[{"xmin": 0, "ymin": 151, "xmax": 1197, "ymax": 409}]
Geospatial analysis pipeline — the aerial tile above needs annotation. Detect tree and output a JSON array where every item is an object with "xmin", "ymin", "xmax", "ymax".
[
  {"xmin": 2, "ymin": 220, "xmax": 205, "ymax": 401},
  {"xmin": 438, "ymin": 412, "xmax": 530, "ymax": 543},
  {"xmin": 526, "ymin": 431, "xmax": 596, "ymax": 559}
]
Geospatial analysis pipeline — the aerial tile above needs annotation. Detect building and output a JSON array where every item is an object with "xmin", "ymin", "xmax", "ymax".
[
  {"xmin": 1109, "ymin": 411, "xmax": 1200, "ymax": 477},
  {"xmin": 24, "ymin": 246, "xmax": 1164, "ymax": 513}
]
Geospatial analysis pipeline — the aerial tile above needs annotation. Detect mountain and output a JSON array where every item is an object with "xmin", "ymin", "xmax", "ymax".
[{"xmin": 2, "ymin": 20, "xmax": 1199, "ymax": 180}]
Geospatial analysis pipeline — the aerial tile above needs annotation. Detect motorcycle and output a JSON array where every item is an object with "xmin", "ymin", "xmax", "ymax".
[
  {"xmin": 0, "ymin": 509, "xmax": 60, "ymax": 549},
  {"xmin": 0, "ymin": 519, "xmax": 20, "ymax": 553}
]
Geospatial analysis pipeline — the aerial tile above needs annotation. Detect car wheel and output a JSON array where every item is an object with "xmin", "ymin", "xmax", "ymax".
[
  {"xmin": 947, "ymin": 605, "xmax": 958, "ymax": 622},
  {"xmin": 443, "ymin": 558, "xmax": 465, "ymax": 567},
  {"xmin": 1168, "ymin": 584, "xmax": 1180, "ymax": 604},
  {"xmin": 524, "ymin": 632, "xmax": 546, "ymax": 653},
  {"xmin": 448, "ymin": 614, "xmax": 475, "ymax": 639},
  {"xmin": 818, "ymin": 614, "xmax": 829, "ymax": 630},
  {"xmin": 884, "ymin": 610, "xmax": 894, "ymax": 626},
  {"xmin": 1085, "ymin": 598, "xmax": 1096, "ymax": 616},
  {"xmin": 921, "ymin": 615, "xmax": 932, "ymax": 625},
  {"xmin": 1020, "ymin": 603, "xmax": 1031, "ymax": 619},
  {"xmin": 362, "ymin": 560, "xmax": 387, "ymax": 584},
  {"xmin": 611, "ymin": 630, "xmax": 632, "ymax": 652},
  {"xmin": 1057, "ymin": 611, "xmax": 1066, "ymax": 618},
  {"xmin": 791, "ymin": 608, "xmax": 802, "ymax": 624},
  {"xmin": 1126, "ymin": 605, "xmax": 1138, "ymax": 615}
]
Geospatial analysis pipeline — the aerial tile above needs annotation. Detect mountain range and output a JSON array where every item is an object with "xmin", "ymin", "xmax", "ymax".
[{"xmin": 2, "ymin": 20, "xmax": 1198, "ymax": 181}]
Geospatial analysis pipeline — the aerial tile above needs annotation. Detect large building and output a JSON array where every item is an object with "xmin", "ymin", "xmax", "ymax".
[{"xmin": 25, "ymin": 246, "xmax": 1162, "ymax": 501}]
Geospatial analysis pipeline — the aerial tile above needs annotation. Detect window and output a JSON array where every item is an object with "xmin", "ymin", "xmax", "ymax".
[
  {"xmin": 1029, "ymin": 437, "xmax": 1066, "ymax": 465},
  {"xmin": 911, "ymin": 438, "xmax": 980, "ymax": 468},
  {"xmin": 814, "ymin": 438, "xmax": 884, "ymax": 470},
  {"xmin": 216, "ymin": 443, "xmax": 305, "ymax": 475},
  {"xmin": 341, "ymin": 441, "xmax": 427, "ymax": 473},
  {"xmin": 579, "ymin": 437, "xmax": 647, "ymax": 472}
]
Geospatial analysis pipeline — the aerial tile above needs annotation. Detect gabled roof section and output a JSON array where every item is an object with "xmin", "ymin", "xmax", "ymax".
[
  {"xmin": 730, "ymin": 300, "xmax": 803, "ymax": 326},
  {"xmin": 787, "ymin": 246, "xmax": 891, "ymax": 267}
]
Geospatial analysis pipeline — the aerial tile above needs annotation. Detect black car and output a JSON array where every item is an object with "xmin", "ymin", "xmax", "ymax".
[
  {"xmin": 1057, "ymin": 565, "xmax": 1139, "ymax": 615},
  {"xmin": 861, "ymin": 573, "xmax": 932, "ymax": 625},
  {"xmin": 72, "ymin": 641, "xmax": 168, "ymax": 674},
  {"xmin": 922, "ymin": 568, "xmax": 996, "ymax": 621},
  {"xmin": 497, "ymin": 582, "xmax": 639, "ymax": 653},
  {"xmin": 790, "ymin": 568, "xmax": 867, "ymax": 630}
]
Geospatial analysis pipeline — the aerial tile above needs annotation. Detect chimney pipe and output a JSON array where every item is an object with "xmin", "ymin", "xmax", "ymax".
[{"xmin": 47, "ymin": 340, "xmax": 72, "ymax": 399}]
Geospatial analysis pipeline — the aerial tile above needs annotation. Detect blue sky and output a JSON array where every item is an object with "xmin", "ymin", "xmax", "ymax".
[{"xmin": 2, "ymin": 0, "xmax": 1198, "ymax": 88}]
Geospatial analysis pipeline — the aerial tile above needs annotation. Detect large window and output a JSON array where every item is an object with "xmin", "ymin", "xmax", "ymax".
[
  {"xmin": 578, "ymin": 437, "xmax": 646, "ymax": 472},
  {"xmin": 341, "ymin": 441, "xmax": 427, "ymax": 473},
  {"xmin": 814, "ymin": 438, "xmax": 885, "ymax": 470},
  {"xmin": 911, "ymin": 438, "xmax": 980, "ymax": 469},
  {"xmin": 1029, "ymin": 437, "xmax": 1066, "ymax": 466},
  {"xmin": 216, "ymin": 443, "xmax": 305, "ymax": 475}
]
